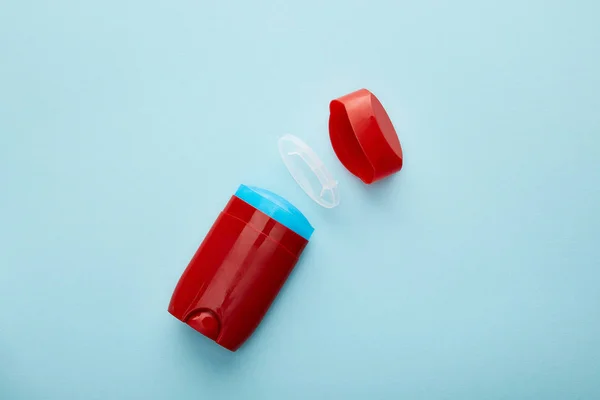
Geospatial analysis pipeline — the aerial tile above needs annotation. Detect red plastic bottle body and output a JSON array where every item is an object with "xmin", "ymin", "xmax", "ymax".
[{"xmin": 168, "ymin": 195, "xmax": 307, "ymax": 351}]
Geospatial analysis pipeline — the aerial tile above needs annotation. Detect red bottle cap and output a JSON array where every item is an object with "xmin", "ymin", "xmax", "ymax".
[{"xmin": 329, "ymin": 89, "xmax": 403, "ymax": 184}]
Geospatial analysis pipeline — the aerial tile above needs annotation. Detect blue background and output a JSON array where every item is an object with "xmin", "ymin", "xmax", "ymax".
[{"xmin": 1, "ymin": 0, "xmax": 599, "ymax": 399}]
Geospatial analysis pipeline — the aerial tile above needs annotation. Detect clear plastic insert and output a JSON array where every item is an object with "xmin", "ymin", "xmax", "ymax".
[{"xmin": 278, "ymin": 134, "xmax": 340, "ymax": 209}]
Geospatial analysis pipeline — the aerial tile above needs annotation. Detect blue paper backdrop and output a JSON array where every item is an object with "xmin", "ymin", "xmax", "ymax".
[{"xmin": 1, "ymin": 1, "xmax": 599, "ymax": 399}]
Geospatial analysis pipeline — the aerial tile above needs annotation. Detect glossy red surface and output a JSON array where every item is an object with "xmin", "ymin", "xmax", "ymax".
[
  {"xmin": 168, "ymin": 195, "xmax": 308, "ymax": 351},
  {"xmin": 329, "ymin": 88, "xmax": 403, "ymax": 184}
]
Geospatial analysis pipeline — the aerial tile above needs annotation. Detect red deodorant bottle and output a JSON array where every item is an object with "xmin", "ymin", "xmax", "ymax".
[{"xmin": 168, "ymin": 185, "xmax": 313, "ymax": 351}]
